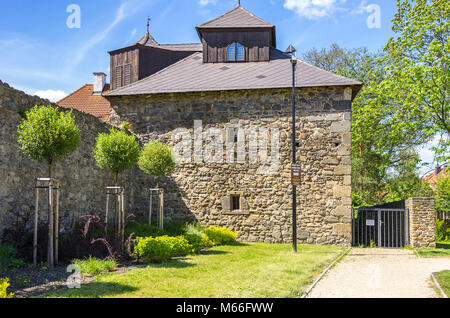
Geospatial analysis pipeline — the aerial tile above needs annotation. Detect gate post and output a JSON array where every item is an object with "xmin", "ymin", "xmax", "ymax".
[{"xmin": 405, "ymin": 197, "xmax": 435, "ymax": 248}]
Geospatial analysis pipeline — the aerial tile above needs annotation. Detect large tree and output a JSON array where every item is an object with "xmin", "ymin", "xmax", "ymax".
[
  {"xmin": 303, "ymin": 45, "xmax": 430, "ymax": 206},
  {"xmin": 382, "ymin": 0, "xmax": 449, "ymax": 162}
]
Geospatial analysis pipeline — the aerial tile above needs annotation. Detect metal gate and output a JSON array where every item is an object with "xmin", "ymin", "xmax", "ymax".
[{"xmin": 352, "ymin": 208, "xmax": 410, "ymax": 248}]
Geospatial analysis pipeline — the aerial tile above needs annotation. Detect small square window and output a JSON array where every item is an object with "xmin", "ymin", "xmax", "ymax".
[{"xmin": 231, "ymin": 195, "xmax": 240, "ymax": 211}]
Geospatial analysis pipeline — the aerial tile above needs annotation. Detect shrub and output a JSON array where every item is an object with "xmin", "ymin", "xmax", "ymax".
[
  {"xmin": 71, "ymin": 257, "xmax": 117, "ymax": 276},
  {"xmin": 135, "ymin": 236, "xmax": 192, "ymax": 263},
  {"xmin": 0, "ymin": 245, "xmax": 24, "ymax": 272},
  {"xmin": 94, "ymin": 128, "xmax": 140, "ymax": 183},
  {"xmin": 436, "ymin": 219, "xmax": 450, "ymax": 242},
  {"xmin": 204, "ymin": 226, "xmax": 237, "ymax": 245},
  {"xmin": 17, "ymin": 105, "xmax": 81, "ymax": 177},
  {"xmin": 183, "ymin": 223, "xmax": 213, "ymax": 253},
  {"xmin": 125, "ymin": 222, "xmax": 163, "ymax": 239},
  {"xmin": 138, "ymin": 141, "xmax": 176, "ymax": 186},
  {"xmin": 0, "ymin": 278, "xmax": 14, "ymax": 298}
]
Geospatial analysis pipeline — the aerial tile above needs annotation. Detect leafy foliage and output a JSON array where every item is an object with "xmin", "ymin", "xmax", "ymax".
[
  {"xmin": 94, "ymin": 128, "xmax": 140, "ymax": 182},
  {"xmin": 435, "ymin": 177, "xmax": 450, "ymax": 213},
  {"xmin": 204, "ymin": 226, "xmax": 237, "ymax": 245},
  {"xmin": 183, "ymin": 223, "xmax": 213, "ymax": 253},
  {"xmin": 0, "ymin": 278, "xmax": 14, "ymax": 298},
  {"xmin": 71, "ymin": 257, "xmax": 117, "ymax": 276},
  {"xmin": 435, "ymin": 219, "xmax": 450, "ymax": 242},
  {"xmin": 125, "ymin": 222, "xmax": 163, "ymax": 239},
  {"xmin": 138, "ymin": 141, "xmax": 176, "ymax": 184},
  {"xmin": 0, "ymin": 245, "xmax": 24, "ymax": 272},
  {"xmin": 382, "ymin": 0, "xmax": 449, "ymax": 162},
  {"xmin": 17, "ymin": 105, "xmax": 81, "ymax": 176}
]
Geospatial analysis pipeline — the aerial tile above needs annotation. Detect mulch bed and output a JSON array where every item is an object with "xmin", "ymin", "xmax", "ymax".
[{"xmin": 0, "ymin": 262, "xmax": 145, "ymax": 298}]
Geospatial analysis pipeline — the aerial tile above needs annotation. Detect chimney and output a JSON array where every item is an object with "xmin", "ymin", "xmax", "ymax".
[
  {"xmin": 435, "ymin": 165, "xmax": 441, "ymax": 176},
  {"xmin": 93, "ymin": 72, "xmax": 107, "ymax": 95}
]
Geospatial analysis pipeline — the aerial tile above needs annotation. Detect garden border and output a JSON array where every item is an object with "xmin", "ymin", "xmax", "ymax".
[{"xmin": 301, "ymin": 247, "xmax": 352, "ymax": 298}]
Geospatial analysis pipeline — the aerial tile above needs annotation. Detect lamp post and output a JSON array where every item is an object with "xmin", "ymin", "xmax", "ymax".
[{"xmin": 285, "ymin": 45, "xmax": 298, "ymax": 253}]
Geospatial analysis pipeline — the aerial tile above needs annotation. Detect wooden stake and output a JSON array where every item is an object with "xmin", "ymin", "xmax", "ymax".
[
  {"xmin": 33, "ymin": 187, "xmax": 39, "ymax": 267},
  {"xmin": 54, "ymin": 185, "xmax": 59, "ymax": 266},
  {"xmin": 48, "ymin": 182, "xmax": 54, "ymax": 269}
]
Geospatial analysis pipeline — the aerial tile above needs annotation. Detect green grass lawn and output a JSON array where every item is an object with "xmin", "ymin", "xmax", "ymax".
[
  {"xmin": 417, "ymin": 242, "xmax": 450, "ymax": 258},
  {"xmin": 434, "ymin": 271, "xmax": 450, "ymax": 297},
  {"xmin": 44, "ymin": 243, "xmax": 346, "ymax": 298}
]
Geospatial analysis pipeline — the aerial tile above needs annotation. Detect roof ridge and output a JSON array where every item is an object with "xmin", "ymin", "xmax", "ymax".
[
  {"xmin": 106, "ymin": 52, "xmax": 201, "ymax": 96},
  {"xmin": 57, "ymin": 84, "xmax": 90, "ymax": 104},
  {"xmin": 238, "ymin": 6, "xmax": 274, "ymax": 27},
  {"xmin": 197, "ymin": 6, "xmax": 273, "ymax": 28},
  {"xmin": 197, "ymin": 6, "xmax": 240, "ymax": 28}
]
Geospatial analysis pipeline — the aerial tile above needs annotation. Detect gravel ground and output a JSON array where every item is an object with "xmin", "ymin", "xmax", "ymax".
[
  {"xmin": 1, "ymin": 262, "xmax": 145, "ymax": 298},
  {"xmin": 308, "ymin": 248, "xmax": 450, "ymax": 298}
]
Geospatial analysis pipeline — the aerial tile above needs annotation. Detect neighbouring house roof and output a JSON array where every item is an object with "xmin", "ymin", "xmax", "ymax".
[
  {"xmin": 57, "ymin": 84, "xmax": 111, "ymax": 121},
  {"xmin": 422, "ymin": 165, "xmax": 449, "ymax": 190},
  {"xmin": 197, "ymin": 6, "xmax": 274, "ymax": 29},
  {"xmin": 107, "ymin": 48, "xmax": 362, "ymax": 97}
]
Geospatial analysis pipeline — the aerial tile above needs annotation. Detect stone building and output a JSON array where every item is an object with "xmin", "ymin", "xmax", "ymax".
[{"xmin": 105, "ymin": 5, "xmax": 363, "ymax": 245}]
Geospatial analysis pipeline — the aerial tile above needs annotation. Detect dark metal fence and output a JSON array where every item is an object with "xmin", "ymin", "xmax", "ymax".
[
  {"xmin": 437, "ymin": 211, "xmax": 449, "ymax": 221},
  {"xmin": 352, "ymin": 208, "xmax": 410, "ymax": 248}
]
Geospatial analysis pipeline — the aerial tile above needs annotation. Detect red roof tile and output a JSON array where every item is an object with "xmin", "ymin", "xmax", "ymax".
[{"xmin": 57, "ymin": 84, "xmax": 111, "ymax": 121}]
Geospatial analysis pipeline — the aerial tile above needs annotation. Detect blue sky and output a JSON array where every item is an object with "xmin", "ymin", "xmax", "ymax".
[{"xmin": 0, "ymin": 0, "xmax": 438, "ymax": 171}]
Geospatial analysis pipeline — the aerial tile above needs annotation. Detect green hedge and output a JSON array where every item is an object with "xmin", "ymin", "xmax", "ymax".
[{"xmin": 135, "ymin": 236, "xmax": 192, "ymax": 263}]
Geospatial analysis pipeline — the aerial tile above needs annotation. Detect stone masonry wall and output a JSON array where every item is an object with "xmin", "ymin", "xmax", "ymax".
[
  {"xmin": 108, "ymin": 86, "xmax": 353, "ymax": 245},
  {"xmin": 0, "ymin": 81, "xmax": 149, "ymax": 239},
  {"xmin": 406, "ymin": 197, "xmax": 436, "ymax": 248}
]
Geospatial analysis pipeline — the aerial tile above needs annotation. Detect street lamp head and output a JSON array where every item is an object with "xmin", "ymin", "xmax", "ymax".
[{"xmin": 291, "ymin": 55, "xmax": 298, "ymax": 66}]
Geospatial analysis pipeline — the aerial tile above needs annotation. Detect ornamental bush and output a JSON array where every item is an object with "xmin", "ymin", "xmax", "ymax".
[
  {"xmin": 204, "ymin": 226, "xmax": 237, "ymax": 245},
  {"xmin": 0, "ymin": 278, "xmax": 13, "ymax": 298},
  {"xmin": 94, "ymin": 128, "xmax": 140, "ymax": 183},
  {"xmin": 183, "ymin": 223, "xmax": 213, "ymax": 253},
  {"xmin": 134, "ymin": 236, "xmax": 192, "ymax": 263},
  {"xmin": 17, "ymin": 105, "xmax": 81, "ymax": 177},
  {"xmin": 138, "ymin": 141, "xmax": 176, "ymax": 186}
]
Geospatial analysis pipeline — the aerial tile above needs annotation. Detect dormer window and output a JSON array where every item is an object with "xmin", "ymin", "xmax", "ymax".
[{"xmin": 226, "ymin": 42, "xmax": 245, "ymax": 62}]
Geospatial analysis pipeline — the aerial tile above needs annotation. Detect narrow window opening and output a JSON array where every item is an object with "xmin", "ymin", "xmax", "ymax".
[{"xmin": 231, "ymin": 195, "xmax": 240, "ymax": 211}]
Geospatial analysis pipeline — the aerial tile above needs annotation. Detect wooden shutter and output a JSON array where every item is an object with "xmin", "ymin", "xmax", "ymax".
[
  {"xmin": 124, "ymin": 64, "xmax": 131, "ymax": 86},
  {"xmin": 115, "ymin": 66, "xmax": 123, "ymax": 89}
]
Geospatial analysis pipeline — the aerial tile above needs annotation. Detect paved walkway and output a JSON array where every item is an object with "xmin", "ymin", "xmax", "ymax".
[{"xmin": 308, "ymin": 248, "xmax": 450, "ymax": 298}]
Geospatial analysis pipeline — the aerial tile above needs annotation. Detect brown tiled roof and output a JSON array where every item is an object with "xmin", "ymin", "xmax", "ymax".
[
  {"xmin": 57, "ymin": 84, "xmax": 111, "ymax": 121},
  {"xmin": 197, "ymin": 6, "xmax": 274, "ymax": 28},
  {"xmin": 422, "ymin": 165, "xmax": 449, "ymax": 190},
  {"xmin": 107, "ymin": 48, "xmax": 362, "ymax": 96}
]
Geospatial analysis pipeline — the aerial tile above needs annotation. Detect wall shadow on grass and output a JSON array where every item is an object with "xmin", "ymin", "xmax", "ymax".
[
  {"xmin": 149, "ymin": 259, "xmax": 196, "ymax": 269},
  {"xmin": 48, "ymin": 282, "xmax": 138, "ymax": 298}
]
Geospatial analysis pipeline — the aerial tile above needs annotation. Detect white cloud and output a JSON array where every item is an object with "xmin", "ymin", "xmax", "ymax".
[
  {"xmin": 199, "ymin": 0, "xmax": 216, "ymax": 6},
  {"xmin": 34, "ymin": 89, "xmax": 67, "ymax": 102},
  {"xmin": 284, "ymin": 0, "xmax": 343, "ymax": 19}
]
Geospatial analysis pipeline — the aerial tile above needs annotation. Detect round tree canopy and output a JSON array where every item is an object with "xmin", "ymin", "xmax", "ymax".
[{"xmin": 17, "ymin": 105, "xmax": 81, "ymax": 166}]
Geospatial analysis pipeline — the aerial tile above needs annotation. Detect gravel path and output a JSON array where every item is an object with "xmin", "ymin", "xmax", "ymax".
[{"xmin": 308, "ymin": 248, "xmax": 450, "ymax": 298}]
